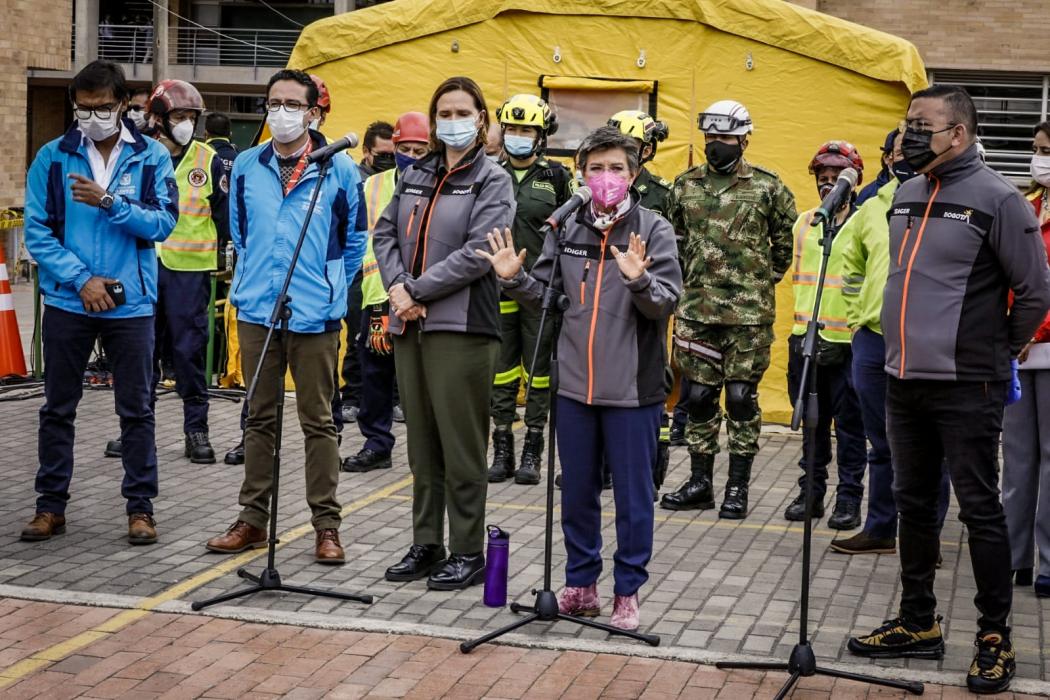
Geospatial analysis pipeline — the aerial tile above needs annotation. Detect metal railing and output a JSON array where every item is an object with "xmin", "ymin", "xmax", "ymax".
[{"xmin": 92, "ymin": 24, "xmax": 296, "ymax": 67}]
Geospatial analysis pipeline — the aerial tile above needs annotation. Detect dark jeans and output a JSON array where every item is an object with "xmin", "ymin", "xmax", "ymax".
[
  {"xmin": 852, "ymin": 328, "xmax": 949, "ymax": 538},
  {"xmin": 36, "ymin": 307, "xmax": 157, "ymax": 515},
  {"xmin": 887, "ymin": 376, "xmax": 1012, "ymax": 635},
  {"xmin": 340, "ymin": 272, "xmax": 363, "ymax": 405},
  {"xmin": 356, "ymin": 308, "xmax": 395, "ymax": 455},
  {"xmin": 558, "ymin": 396, "xmax": 661, "ymax": 596},
  {"xmin": 786, "ymin": 334, "xmax": 866, "ymax": 505},
  {"xmin": 153, "ymin": 264, "xmax": 210, "ymax": 433}
]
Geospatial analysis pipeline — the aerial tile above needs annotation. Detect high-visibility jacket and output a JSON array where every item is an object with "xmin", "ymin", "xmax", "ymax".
[
  {"xmin": 361, "ymin": 168, "xmax": 397, "ymax": 306},
  {"xmin": 159, "ymin": 140, "xmax": 220, "ymax": 271},
  {"xmin": 790, "ymin": 208, "xmax": 852, "ymax": 342}
]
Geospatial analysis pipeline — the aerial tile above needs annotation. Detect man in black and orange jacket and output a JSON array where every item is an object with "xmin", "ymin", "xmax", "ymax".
[{"xmin": 848, "ymin": 85, "xmax": 1050, "ymax": 695}]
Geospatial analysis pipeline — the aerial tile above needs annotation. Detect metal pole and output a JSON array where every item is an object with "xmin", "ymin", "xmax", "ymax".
[{"xmin": 152, "ymin": 0, "xmax": 169, "ymax": 85}]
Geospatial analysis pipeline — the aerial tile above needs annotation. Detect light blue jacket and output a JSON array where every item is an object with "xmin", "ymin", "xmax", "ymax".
[
  {"xmin": 24, "ymin": 120, "xmax": 178, "ymax": 318},
  {"xmin": 229, "ymin": 132, "xmax": 366, "ymax": 333}
]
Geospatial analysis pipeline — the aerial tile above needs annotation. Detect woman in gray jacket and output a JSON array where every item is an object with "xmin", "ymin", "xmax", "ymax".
[
  {"xmin": 373, "ymin": 76, "xmax": 514, "ymax": 590},
  {"xmin": 478, "ymin": 126, "xmax": 682, "ymax": 631}
]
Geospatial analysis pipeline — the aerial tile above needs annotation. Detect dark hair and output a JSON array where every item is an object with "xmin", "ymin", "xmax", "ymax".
[
  {"xmin": 205, "ymin": 112, "xmax": 232, "ymax": 138},
  {"xmin": 576, "ymin": 126, "xmax": 641, "ymax": 173},
  {"xmin": 427, "ymin": 76, "xmax": 490, "ymax": 152},
  {"xmin": 69, "ymin": 60, "xmax": 128, "ymax": 102},
  {"xmin": 363, "ymin": 121, "xmax": 395, "ymax": 151},
  {"xmin": 909, "ymin": 84, "xmax": 978, "ymax": 139},
  {"xmin": 1034, "ymin": 121, "xmax": 1050, "ymax": 141},
  {"xmin": 265, "ymin": 69, "xmax": 318, "ymax": 107},
  {"xmin": 130, "ymin": 87, "xmax": 151, "ymax": 100}
]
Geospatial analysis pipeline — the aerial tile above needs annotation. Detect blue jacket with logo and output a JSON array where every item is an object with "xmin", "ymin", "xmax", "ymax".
[
  {"xmin": 24, "ymin": 119, "xmax": 178, "ymax": 318},
  {"xmin": 229, "ymin": 130, "xmax": 366, "ymax": 333}
]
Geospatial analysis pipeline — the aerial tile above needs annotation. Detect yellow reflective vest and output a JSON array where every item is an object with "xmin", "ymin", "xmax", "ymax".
[
  {"xmin": 159, "ymin": 140, "xmax": 219, "ymax": 271},
  {"xmin": 361, "ymin": 168, "xmax": 397, "ymax": 307},
  {"xmin": 790, "ymin": 208, "xmax": 852, "ymax": 342}
]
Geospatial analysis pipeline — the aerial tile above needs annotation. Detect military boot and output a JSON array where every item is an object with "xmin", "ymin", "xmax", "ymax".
[
  {"xmin": 719, "ymin": 453, "xmax": 752, "ymax": 519},
  {"xmin": 660, "ymin": 454, "xmax": 715, "ymax": 511},
  {"xmin": 487, "ymin": 426, "xmax": 515, "ymax": 483},
  {"xmin": 515, "ymin": 428, "xmax": 544, "ymax": 485}
]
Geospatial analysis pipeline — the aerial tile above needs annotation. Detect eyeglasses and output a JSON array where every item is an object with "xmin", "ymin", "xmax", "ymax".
[
  {"xmin": 73, "ymin": 103, "xmax": 119, "ymax": 120},
  {"xmin": 265, "ymin": 100, "xmax": 311, "ymax": 113}
]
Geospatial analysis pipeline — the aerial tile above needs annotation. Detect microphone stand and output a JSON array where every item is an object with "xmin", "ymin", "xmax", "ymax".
[
  {"xmin": 715, "ymin": 212, "xmax": 921, "ymax": 697},
  {"xmin": 461, "ymin": 218, "xmax": 660, "ymax": 653},
  {"xmin": 193, "ymin": 153, "xmax": 373, "ymax": 611}
]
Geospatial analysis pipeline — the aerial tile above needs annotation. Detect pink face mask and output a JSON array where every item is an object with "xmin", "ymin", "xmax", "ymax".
[{"xmin": 586, "ymin": 170, "xmax": 630, "ymax": 209}]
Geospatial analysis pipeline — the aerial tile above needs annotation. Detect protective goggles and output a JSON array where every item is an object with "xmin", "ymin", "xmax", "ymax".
[{"xmin": 697, "ymin": 112, "xmax": 752, "ymax": 133}]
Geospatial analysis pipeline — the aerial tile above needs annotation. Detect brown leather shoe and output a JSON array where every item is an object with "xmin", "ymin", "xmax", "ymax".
[
  {"xmin": 20, "ymin": 512, "xmax": 66, "ymax": 541},
  {"xmin": 128, "ymin": 513, "xmax": 157, "ymax": 545},
  {"xmin": 206, "ymin": 520, "xmax": 267, "ymax": 553},
  {"xmin": 315, "ymin": 528, "xmax": 345, "ymax": 565}
]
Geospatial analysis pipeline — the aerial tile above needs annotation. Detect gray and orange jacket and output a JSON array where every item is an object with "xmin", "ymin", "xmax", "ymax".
[
  {"xmin": 501, "ymin": 191, "xmax": 682, "ymax": 407},
  {"xmin": 882, "ymin": 146, "xmax": 1050, "ymax": 381},
  {"xmin": 372, "ymin": 145, "xmax": 515, "ymax": 338}
]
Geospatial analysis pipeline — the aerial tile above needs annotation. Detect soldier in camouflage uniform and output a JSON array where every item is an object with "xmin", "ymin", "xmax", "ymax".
[{"xmin": 660, "ymin": 100, "xmax": 796, "ymax": 519}]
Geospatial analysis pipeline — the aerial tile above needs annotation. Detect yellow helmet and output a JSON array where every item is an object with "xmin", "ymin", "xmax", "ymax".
[
  {"xmin": 608, "ymin": 110, "xmax": 668, "ymax": 144},
  {"xmin": 496, "ymin": 94, "xmax": 558, "ymax": 134}
]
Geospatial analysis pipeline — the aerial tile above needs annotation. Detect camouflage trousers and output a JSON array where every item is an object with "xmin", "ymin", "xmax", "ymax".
[{"xmin": 672, "ymin": 320, "xmax": 774, "ymax": 457}]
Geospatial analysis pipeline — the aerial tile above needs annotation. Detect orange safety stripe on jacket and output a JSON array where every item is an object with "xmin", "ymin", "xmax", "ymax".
[{"xmin": 897, "ymin": 174, "xmax": 942, "ymax": 378}]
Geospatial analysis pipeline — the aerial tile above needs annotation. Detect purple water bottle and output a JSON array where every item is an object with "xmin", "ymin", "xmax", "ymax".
[{"xmin": 483, "ymin": 525, "xmax": 510, "ymax": 607}]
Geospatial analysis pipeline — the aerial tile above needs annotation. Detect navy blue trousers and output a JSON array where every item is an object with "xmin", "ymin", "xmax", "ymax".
[
  {"xmin": 356, "ymin": 308, "xmax": 395, "ymax": 455},
  {"xmin": 153, "ymin": 264, "xmax": 209, "ymax": 433},
  {"xmin": 557, "ymin": 395, "xmax": 660, "ymax": 596},
  {"xmin": 36, "ymin": 306, "xmax": 157, "ymax": 515},
  {"xmin": 852, "ymin": 328, "xmax": 950, "ymax": 538},
  {"xmin": 786, "ymin": 334, "xmax": 867, "ymax": 505}
]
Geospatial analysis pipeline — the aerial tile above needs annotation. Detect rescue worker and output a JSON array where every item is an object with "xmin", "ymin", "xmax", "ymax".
[
  {"xmin": 204, "ymin": 112, "xmax": 238, "ymax": 179},
  {"xmin": 103, "ymin": 79, "xmax": 228, "ymax": 464},
  {"xmin": 488, "ymin": 94, "xmax": 573, "ymax": 485},
  {"xmin": 660, "ymin": 100, "xmax": 796, "ymax": 519},
  {"xmin": 342, "ymin": 111, "xmax": 430, "ymax": 473},
  {"xmin": 855, "ymin": 129, "xmax": 896, "ymax": 207},
  {"xmin": 783, "ymin": 141, "xmax": 867, "ymax": 528}
]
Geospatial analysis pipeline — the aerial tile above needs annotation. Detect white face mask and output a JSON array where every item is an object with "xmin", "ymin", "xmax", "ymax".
[
  {"xmin": 1031, "ymin": 154, "xmax": 1050, "ymax": 188},
  {"xmin": 267, "ymin": 109, "xmax": 307, "ymax": 144},
  {"xmin": 309, "ymin": 118, "xmax": 321, "ymax": 132},
  {"xmin": 79, "ymin": 112, "xmax": 120, "ymax": 143},
  {"xmin": 128, "ymin": 109, "xmax": 148, "ymax": 130},
  {"xmin": 170, "ymin": 119, "xmax": 195, "ymax": 146}
]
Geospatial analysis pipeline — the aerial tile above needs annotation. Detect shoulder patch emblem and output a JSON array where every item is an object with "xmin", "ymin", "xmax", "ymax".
[
  {"xmin": 532, "ymin": 180, "xmax": 555, "ymax": 194},
  {"xmin": 219, "ymin": 173, "xmax": 229, "ymax": 194},
  {"xmin": 187, "ymin": 167, "xmax": 208, "ymax": 188}
]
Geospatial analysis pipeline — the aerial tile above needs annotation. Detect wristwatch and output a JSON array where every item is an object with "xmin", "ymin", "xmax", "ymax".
[{"xmin": 99, "ymin": 192, "xmax": 115, "ymax": 210}]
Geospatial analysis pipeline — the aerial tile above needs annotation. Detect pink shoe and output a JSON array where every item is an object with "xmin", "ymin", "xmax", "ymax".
[
  {"xmin": 611, "ymin": 594, "xmax": 639, "ymax": 631},
  {"xmin": 558, "ymin": 584, "xmax": 600, "ymax": 617}
]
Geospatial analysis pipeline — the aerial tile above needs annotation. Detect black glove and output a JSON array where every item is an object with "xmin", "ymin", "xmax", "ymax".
[{"xmin": 815, "ymin": 338, "xmax": 849, "ymax": 366}]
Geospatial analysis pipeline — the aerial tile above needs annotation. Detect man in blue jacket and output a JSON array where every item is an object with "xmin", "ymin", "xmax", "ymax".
[
  {"xmin": 205, "ymin": 69, "xmax": 366, "ymax": 565},
  {"xmin": 20, "ymin": 60, "xmax": 178, "ymax": 545}
]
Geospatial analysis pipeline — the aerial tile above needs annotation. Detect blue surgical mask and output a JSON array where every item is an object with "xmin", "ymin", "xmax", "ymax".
[
  {"xmin": 435, "ymin": 117, "xmax": 478, "ymax": 150},
  {"xmin": 395, "ymin": 152, "xmax": 418, "ymax": 173},
  {"xmin": 503, "ymin": 134, "xmax": 536, "ymax": 158}
]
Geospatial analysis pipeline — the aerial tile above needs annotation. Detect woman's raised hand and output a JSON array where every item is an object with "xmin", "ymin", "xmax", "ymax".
[
  {"xmin": 475, "ymin": 227, "xmax": 526, "ymax": 280},
  {"xmin": 610, "ymin": 232, "xmax": 653, "ymax": 282}
]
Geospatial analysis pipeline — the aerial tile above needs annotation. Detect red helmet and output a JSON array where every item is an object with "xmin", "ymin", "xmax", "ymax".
[
  {"xmin": 393, "ymin": 112, "xmax": 429, "ymax": 144},
  {"xmin": 147, "ymin": 79, "xmax": 204, "ymax": 115},
  {"xmin": 310, "ymin": 75, "xmax": 331, "ymax": 113},
  {"xmin": 809, "ymin": 140, "xmax": 864, "ymax": 185}
]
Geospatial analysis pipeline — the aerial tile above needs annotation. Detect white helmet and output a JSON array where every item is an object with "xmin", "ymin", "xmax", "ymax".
[{"xmin": 698, "ymin": 100, "xmax": 753, "ymax": 135}]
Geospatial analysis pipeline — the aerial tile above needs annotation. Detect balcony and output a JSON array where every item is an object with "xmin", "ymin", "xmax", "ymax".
[{"xmin": 93, "ymin": 24, "xmax": 297, "ymax": 67}]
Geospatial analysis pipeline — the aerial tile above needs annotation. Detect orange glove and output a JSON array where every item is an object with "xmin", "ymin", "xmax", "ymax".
[{"xmin": 368, "ymin": 304, "xmax": 393, "ymax": 355}]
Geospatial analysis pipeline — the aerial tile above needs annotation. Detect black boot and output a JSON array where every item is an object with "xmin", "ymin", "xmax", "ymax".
[
  {"xmin": 385, "ymin": 544, "xmax": 447, "ymax": 582},
  {"xmin": 515, "ymin": 428, "xmax": 544, "ymax": 485},
  {"xmin": 224, "ymin": 439, "xmax": 245, "ymax": 465},
  {"xmin": 184, "ymin": 432, "xmax": 216, "ymax": 464},
  {"xmin": 104, "ymin": 437, "xmax": 122, "ymax": 458},
  {"xmin": 487, "ymin": 426, "xmax": 515, "ymax": 483},
  {"xmin": 426, "ymin": 553, "xmax": 485, "ymax": 591},
  {"xmin": 660, "ymin": 454, "xmax": 715, "ymax": 511},
  {"xmin": 718, "ymin": 453, "xmax": 752, "ymax": 519}
]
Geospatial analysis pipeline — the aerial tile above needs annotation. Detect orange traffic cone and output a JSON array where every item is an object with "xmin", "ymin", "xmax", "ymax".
[{"xmin": 0, "ymin": 244, "xmax": 27, "ymax": 377}]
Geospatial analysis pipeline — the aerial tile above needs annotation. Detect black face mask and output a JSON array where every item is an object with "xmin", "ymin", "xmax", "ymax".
[
  {"xmin": 372, "ymin": 152, "xmax": 396, "ymax": 173},
  {"xmin": 901, "ymin": 125, "xmax": 953, "ymax": 172},
  {"xmin": 891, "ymin": 159, "xmax": 917, "ymax": 183},
  {"xmin": 705, "ymin": 140, "xmax": 743, "ymax": 174}
]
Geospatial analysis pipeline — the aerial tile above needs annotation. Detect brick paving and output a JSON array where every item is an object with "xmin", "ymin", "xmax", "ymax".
[{"xmin": 1, "ymin": 285, "xmax": 1049, "ymax": 698}]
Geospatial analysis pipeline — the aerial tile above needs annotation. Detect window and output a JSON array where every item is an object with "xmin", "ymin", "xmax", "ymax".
[
  {"xmin": 539, "ymin": 76, "xmax": 657, "ymax": 157},
  {"xmin": 931, "ymin": 70, "xmax": 1049, "ymax": 182}
]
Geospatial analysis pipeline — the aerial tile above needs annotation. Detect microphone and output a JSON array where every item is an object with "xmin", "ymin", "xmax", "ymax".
[
  {"xmin": 810, "ymin": 168, "xmax": 858, "ymax": 226},
  {"xmin": 306, "ymin": 132, "xmax": 360, "ymax": 164},
  {"xmin": 541, "ymin": 186, "xmax": 592, "ymax": 234}
]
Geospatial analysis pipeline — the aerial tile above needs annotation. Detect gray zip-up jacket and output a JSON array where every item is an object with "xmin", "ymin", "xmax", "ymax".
[
  {"xmin": 501, "ymin": 191, "xmax": 682, "ymax": 407},
  {"xmin": 372, "ymin": 145, "xmax": 515, "ymax": 338},
  {"xmin": 882, "ymin": 146, "xmax": 1050, "ymax": 381}
]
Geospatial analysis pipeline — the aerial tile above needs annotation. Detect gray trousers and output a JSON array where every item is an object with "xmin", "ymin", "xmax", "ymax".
[{"xmin": 1002, "ymin": 368, "xmax": 1050, "ymax": 577}]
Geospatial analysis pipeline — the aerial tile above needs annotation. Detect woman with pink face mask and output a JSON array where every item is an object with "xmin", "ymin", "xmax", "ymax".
[{"xmin": 478, "ymin": 125, "xmax": 682, "ymax": 632}]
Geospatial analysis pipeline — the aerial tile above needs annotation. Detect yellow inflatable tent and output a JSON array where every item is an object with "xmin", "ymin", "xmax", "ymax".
[{"xmin": 287, "ymin": 0, "xmax": 927, "ymax": 423}]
